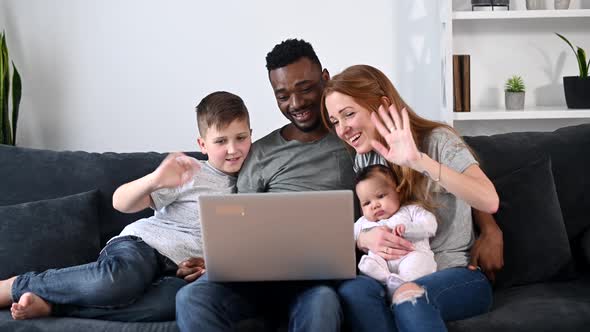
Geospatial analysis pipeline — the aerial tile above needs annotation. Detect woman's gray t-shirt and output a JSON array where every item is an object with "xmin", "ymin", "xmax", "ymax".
[
  {"xmin": 111, "ymin": 160, "xmax": 236, "ymax": 265},
  {"xmin": 355, "ymin": 127, "xmax": 477, "ymax": 270}
]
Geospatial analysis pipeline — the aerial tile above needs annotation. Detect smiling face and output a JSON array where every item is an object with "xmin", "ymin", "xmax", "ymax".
[
  {"xmin": 356, "ymin": 173, "xmax": 400, "ymax": 222},
  {"xmin": 325, "ymin": 91, "xmax": 378, "ymax": 154},
  {"xmin": 197, "ymin": 119, "xmax": 252, "ymax": 176},
  {"xmin": 269, "ymin": 57, "xmax": 328, "ymax": 138}
]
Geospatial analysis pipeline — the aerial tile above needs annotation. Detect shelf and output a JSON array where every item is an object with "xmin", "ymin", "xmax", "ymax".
[
  {"xmin": 452, "ymin": 9, "xmax": 590, "ymax": 20},
  {"xmin": 453, "ymin": 108, "xmax": 590, "ymax": 120}
]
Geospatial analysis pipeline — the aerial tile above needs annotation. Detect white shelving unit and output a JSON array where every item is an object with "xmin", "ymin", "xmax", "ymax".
[
  {"xmin": 453, "ymin": 8, "xmax": 590, "ymax": 20},
  {"xmin": 440, "ymin": 2, "xmax": 590, "ymax": 135}
]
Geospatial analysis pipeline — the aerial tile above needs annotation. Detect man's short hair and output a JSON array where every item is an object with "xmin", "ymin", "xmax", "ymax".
[
  {"xmin": 196, "ymin": 91, "xmax": 250, "ymax": 137},
  {"xmin": 265, "ymin": 38, "xmax": 322, "ymax": 72}
]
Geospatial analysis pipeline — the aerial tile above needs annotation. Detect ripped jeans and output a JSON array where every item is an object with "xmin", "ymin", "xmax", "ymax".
[{"xmin": 338, "ymin": 267, "xmax": 492, "ymax": 332}]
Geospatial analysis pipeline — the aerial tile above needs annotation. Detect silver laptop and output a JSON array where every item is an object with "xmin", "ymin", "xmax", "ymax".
[{"xmin": 199, "ymin": 190, "xmax": 356, "ymax": 282}]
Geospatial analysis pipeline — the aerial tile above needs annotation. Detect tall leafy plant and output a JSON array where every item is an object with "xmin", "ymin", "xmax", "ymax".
[
  {"xmin": 556, "ymin": 32, "xmax": 589, "ymax": 78},
  {"xmin": 0, "ymin": 31, "xmax": 22, "ymax": 145}
]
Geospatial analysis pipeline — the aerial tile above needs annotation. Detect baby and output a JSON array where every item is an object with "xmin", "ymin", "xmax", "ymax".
[{"xmin": 354, "ymin": 164, "xmax": 437, "ymax": 299}]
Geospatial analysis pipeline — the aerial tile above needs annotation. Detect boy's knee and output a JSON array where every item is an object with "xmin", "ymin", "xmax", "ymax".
[{"xmin": 392, "ymin": 282, "xmax": 425, "ymax": 305}]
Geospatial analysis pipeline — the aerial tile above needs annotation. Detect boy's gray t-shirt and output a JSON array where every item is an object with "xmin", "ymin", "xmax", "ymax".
[
  {"xmin": 111, "ymin": 160, "xmax": 236, "ymax": 265},
  {"xmin": 355, "ymin": 127, "xmax": 477, "ymax": 270},
  {"xmin": 237, "ymin": 128, "xmax": 355, "ymax": 193}
]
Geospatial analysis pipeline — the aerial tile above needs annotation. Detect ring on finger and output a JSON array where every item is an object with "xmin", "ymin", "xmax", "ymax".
[{"xmin": 388, "ymin": 126, "xmax": 395, "ymax": 132}]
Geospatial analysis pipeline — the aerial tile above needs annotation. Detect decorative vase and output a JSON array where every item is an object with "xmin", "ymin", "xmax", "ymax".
[
  {"xmin": 505, "ymin": 92, "xmax": 525, "ymax": 110},
  {"xmin": 526, "ymin": 0, "xmax": 545, "ymax": 10},
  {"xmin": 554, "ymin": 0, "xmax": 570, "ymax": 9},
  {"xmin": 563, "ymin": 76, "xmax": 590, "ymax": 109}
]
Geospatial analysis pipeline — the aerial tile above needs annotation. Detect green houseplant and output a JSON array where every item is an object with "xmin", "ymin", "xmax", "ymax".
[
  {"xmin": 1, "ymin": 31, "xmax": 22, "ymax": 145},
  {"xmin": 555, "ymin": 32, "xmax": 590, "ymax": 109},
  {"xmin": 504, "ymin": 75, "xmax": 525, "ymax": 110}
]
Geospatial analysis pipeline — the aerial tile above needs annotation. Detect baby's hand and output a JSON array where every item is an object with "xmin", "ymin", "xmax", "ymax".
[
  {"xmin": 394, "ymin": 224, "xmax": 406, "ymax": 237},
  {"xmin": 154, "ymin": 153, "xmax": 201, "ymax": 189}
]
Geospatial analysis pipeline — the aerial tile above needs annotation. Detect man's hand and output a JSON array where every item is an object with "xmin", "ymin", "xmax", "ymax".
[
  {"xmin": 468, "ymin": 224, "xmax": 504, "ymax": 283},
  {"xmin": 177, "ymin": 257, "xmax": 206, "ymax": 283},
  {"xmin": 358, "ymin": 226, "xmax": 414, "ymax": 260}
]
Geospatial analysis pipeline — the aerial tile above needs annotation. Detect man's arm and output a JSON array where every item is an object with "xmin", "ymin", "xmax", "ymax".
[{"xmin": 469, "ymin": 209, "xmax": 504, "ymax": 282}]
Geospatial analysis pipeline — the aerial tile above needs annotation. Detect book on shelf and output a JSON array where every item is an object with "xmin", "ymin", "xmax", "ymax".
[{"xmin": 453, "ymin": 54, "xmax": 471, "ymax": 112}]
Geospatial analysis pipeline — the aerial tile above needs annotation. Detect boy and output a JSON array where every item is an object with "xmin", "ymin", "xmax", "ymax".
[
  {"xmin": 0, "ymin": 91, "xmax": 252, "ymax": 320},
  {"xmin": 354, "ymin": 165, "xmax": 437, "ymax": 300}
]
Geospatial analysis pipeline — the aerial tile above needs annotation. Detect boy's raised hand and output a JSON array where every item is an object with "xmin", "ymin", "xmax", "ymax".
[{"xmin": 154, "ymin": 153, "xmax": 201, "ymax": 189}]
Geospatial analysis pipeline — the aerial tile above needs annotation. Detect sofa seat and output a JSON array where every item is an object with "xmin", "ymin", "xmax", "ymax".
[
  {"xmin": 448, "ymin": 275, "xmax": 590, "ymax": 332},
  {"xmin": 0, "ymin": 311, "xmax": 178, "ymax": 332}
]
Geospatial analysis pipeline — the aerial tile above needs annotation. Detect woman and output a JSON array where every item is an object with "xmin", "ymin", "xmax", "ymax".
[{"xmin": 321, "ymin": 65, "xmax": 500, "ymax": 331}]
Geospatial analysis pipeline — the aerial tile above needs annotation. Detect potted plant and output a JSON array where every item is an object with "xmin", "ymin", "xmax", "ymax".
[
  {"xmin": 505, "ymin": 75, "xmax": 525, "ymax": 110},
  {"xmin": 0, "ymin": 31, "xmax": 22, "ymax": 145},
  {"xmin": 556, "ymin": 33, "xmax": 590, "ymax": 109}
]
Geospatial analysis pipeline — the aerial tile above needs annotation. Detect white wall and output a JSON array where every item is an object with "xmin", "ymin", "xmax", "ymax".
[{"xmin": 0, "ymin": 0, "xmax": 442, "ymax": 152}]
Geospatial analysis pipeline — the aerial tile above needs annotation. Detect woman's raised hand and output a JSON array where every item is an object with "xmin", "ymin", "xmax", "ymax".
[{"xmin": 370, "ymin": 104, "xmax": 422, "ymax": 169}]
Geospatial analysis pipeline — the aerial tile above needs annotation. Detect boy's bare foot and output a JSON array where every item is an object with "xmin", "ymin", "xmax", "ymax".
[
  {"xmin": 0, "ymin": 277, "xmax": 17, "ymax": 307},
  {"xmin": 11, "ymin": 292, "xmax": 51, "ymax": 320}
]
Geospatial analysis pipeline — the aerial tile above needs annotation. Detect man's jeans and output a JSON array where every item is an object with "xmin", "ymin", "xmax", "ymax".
[
  {"xmin": 11, "ymin": 236, "xmax": 186, "ymax": 321},
  {"xmin": 176, "ymin": 274, "xmax": 342, "ymax": 332},
  {"xmin": 338, "ymin": 267, "xmax": 493, "ymax": 332}
]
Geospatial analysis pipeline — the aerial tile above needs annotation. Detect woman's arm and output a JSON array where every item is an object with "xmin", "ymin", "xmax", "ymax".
[
  {"xmin": 370, "ymin": 105, "xmax": 499, "ymax": 214},
  {"xmin": 412, "ymin": 155, "xmax": 499, "ymax": 214},
  {"xmin": 357, "ymin": 226, "xmax": 415, "ymax": 260}
]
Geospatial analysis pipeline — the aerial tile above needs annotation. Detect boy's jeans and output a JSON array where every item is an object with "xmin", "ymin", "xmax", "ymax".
[{"xmin": 11, "ymin": 236, "xmax": 186, "ymax": 321}]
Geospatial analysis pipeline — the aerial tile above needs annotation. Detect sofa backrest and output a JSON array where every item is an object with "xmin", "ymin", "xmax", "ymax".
[
  {"xmin": 0, "ymin": 146, "xmax": 205, "ymax": 246},
  {"xmin": 464, "ymin": 124, "xmax": 590, "ymax": 272}
]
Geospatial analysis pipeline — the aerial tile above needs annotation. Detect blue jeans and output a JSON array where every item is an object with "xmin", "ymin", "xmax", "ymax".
[
  {"xmin": 338, "ymin": 267, "xmax": 492, "ymax": 332},
  {"xmin": 176, "ymin": 274, "xmax": 342, "ymax": 332},
  {"xmin": 11, "ymin": 236, "xmax": 187, "ymax": 321}
]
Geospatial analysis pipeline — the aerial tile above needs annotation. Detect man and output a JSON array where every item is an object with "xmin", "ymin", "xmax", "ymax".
[{"xmin": 175, "ymin": 39, "xmax": 355, "ymax": 332}]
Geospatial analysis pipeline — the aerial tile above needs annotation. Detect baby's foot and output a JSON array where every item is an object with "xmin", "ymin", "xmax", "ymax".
[
  {"xmin": 11, "ymin": 292, "xmax": 51, "ymax": 320},
  {"xmin": 386, "ymin": 274, "xmax": 405, "ymax": 301},
  {"xmin": 0, "ymin": 277, "xmax": 17, "ymax": 308},
  {"xmin": 358, "ymin": 255, "xmax": 390, "ymax": 283}
]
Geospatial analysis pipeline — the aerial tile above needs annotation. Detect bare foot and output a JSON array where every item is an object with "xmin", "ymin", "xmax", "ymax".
[
  {"xmin": 0, "ymin": 277, "xmax": 17, "ymax": 307},
  {"xmin": 11, "ymin": 292, "xmax": 51, "ymax": 320}
]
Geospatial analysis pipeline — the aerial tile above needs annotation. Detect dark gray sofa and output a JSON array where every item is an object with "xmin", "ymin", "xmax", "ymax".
[{"xmin": 1, "ymin": 124, "xmax": 589, "ymax": 331}]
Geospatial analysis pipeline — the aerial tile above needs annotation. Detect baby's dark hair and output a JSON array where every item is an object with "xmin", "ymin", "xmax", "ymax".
[
  {"xmin": 265, "ymin": 38, "xmax": 322, "ymax": 72},
  {"xmin": 355, "ymin": 164, "xmax": 398, "ymax": 190},
  {"xmin": 196, "ymin": 91, "xmax": 250, "ymax": 137}
]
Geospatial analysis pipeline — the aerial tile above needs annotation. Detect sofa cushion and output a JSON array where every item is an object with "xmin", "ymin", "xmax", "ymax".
[
  {"xmin": 0, "ymin": 145, "xmax": 206, "ymax": 246},
  {"xmin": 492, "ymin": 156, "xmax": 571, "ymax": 289},
  {"xmin": 447, "ymin": 277, "xmax": 590, "ymax": 332},
  {"xmin": 0, "ymin": 191, "xmax": 101, "ymax": 279}
]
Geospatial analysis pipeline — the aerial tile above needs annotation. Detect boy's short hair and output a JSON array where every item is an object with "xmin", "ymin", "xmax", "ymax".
[
  {"xmin": 196, "ymin": 91, "xmax": 250, "ymax": 137},
  {"xmin": 355, "ymin": 164, "xmax": 398, "ymax": 190},
  {"xmin": 265, "ymin": 38, "xmax": 322, "ymax": 72}
]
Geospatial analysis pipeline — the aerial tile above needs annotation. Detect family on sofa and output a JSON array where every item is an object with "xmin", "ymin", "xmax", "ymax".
[{"xmin": 1, "ymin": 38, "xmax": 516, "ymax": 332}]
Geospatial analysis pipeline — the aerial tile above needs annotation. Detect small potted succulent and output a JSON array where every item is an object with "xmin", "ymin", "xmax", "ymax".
[
  {"xmin": 556, "ymin": 33, "xmax": 590, "ymax": 109},
  {"xmin": 505, "ymin": 75, "xmax": 525, "ymax": 110}
]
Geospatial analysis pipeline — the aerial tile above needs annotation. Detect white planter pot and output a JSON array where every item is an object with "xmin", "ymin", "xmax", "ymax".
[
  {"xmin": 526, "ymin": 0, "xmax": 545, "ymax": 9},
  {"xmin": 554, "ymin": 0, "xmax": 570, "ymax": 9},
  {"xmin": 505, "ymin": 92, "xmax": 525, "ymax": 110}
]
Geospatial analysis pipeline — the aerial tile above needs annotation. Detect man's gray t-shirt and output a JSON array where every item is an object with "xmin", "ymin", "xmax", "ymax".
[
  {"xmin": 111, "ymin": 160, "xmax": 236, "ymax": 265},
  {"xmin": 237, "ymin": 128, "xmax": 355, "ymax": 193},
  {"xmin": 355, "ymin": 127, "xmax": 477, "ymax": 270}
]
